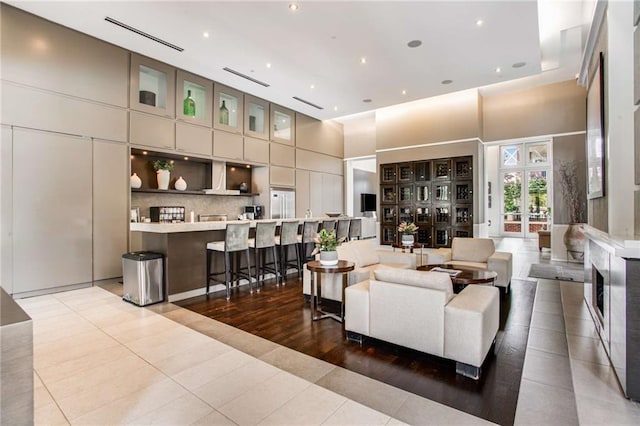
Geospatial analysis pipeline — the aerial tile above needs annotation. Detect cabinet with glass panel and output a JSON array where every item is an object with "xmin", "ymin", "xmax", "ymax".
[
  {"xmin": 176, "ymin": 70, "xmax": 212, "ymax": 127},
  {"xmin": 244, "ymin": 95, "xmax": 270, "ymax": 140},
  {"xmin": 130, "ymin": 54, "xmax": 175, "ymax": 117},
  {"xmin": 270, "ymin": 104, "xmax": 295, "ymax": 145},
  {"xmin": 379, "ymin": 155, "xmax": 472, "ymax": 247},
  {"xmin": 214, "ymin": 84, "xmax": 243, "ymax": 134}
]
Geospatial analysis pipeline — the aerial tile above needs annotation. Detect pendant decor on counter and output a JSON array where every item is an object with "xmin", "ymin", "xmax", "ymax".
[
  {"xmin": 183, "ymin": 90, "xmax": 196, "ymax": 116},
  {"xmin": 156, "ymin": 170, "xmax": 170, "ymax": 190},
  {"xmin": 239, "ymin": 182, "xmax": 248, "ymax": 193},
  {"xmin": 219, "ymin": 100, "xmax": 229, "ymax": 125},
  {"xmin": 174, "ymin": 176, "xmax": 187, "ymax": 191},
  {"xmin": 130, "ymin": 173, "xmax": 142, "ymax": 189}
]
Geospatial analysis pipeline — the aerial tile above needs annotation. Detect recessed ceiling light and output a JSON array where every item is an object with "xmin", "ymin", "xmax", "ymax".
[
  {"xmin": 512, "ymin": 62, "xmax": 526, "ymax": 68},
  {"xmin": 476, "ymin": 19, "xmax": 484, "ymax": 27},
  {"xmin": 401, "ymin": 90, "xmax": 407, "ymax": 95},
  {"xmin": 183, "ymin": 156, "xmax": 189, "ymax": 160},
  {"xmin": 266, "ymin": 63, "xmax": 271, "ymax": 68},
  {"xmin": 289, "ymin": 3, "xmax": 298, "ymax": 11},
  {"xmin": 360, "ymin": 57, "xmax": 367, "ymax": 64},
  {"xmin": 363, "ymin": 99, "xmax": 372, "ymax": 103},
  {"xmin": 495, "ymin": 67, "xmax": 501, "ymax": 73},
  {"xmin": 310, "ymin": 84, "xmax": 315, "ymax": 89},
  {"xmin": 441, "ymin": 79, "xmax": 453, "ymax": 85},
  {"xmin": 333, "ymin": 106, "xmax": 338, "ymax": 111},
  {"xmin": 203, "ymin": 32, "xmax": 209, "ymax": 38},
  {"xmin": 407, "ymin": 40, "xmax": 422, "ymax": 48}
]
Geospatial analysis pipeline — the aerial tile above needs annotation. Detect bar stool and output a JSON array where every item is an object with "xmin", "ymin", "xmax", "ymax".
[
  {"xmin": 249, "ymin": 221, "xmax": 280, "ymax": 289},
  {"xmin": 349, "ymin": 218, "xmax": 362, "ymax": 240},
  {"xmin": 276, "ymin": 220, "xmax": 301, "ymax": 282},
  {"xmin": 206, "ymin": 222, "xmax": 254, "ymax": 300},
  {"xmin": 298, "ymin": 220, "xmax": 319, "ymax": 264},
  {"xmin": 336, "ymin": 218, "xmax": 351, "ymax": 242},
  {"xmin": 321, "ymin": 219, "xmax": 337, "ymax": 232}
]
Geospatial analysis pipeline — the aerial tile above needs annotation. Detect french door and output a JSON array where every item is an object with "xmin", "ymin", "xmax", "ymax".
[{"xmin": 500, "ymin": 142, "xmax": 551, "ymax": 238}]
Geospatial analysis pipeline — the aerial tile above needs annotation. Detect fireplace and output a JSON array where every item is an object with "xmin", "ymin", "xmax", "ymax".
[{"xmin": 592, "ymin": 265, "xmax": 605, "ymax": 326}]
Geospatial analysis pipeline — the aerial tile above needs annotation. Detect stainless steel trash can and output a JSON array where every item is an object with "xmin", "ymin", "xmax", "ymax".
[{"xmin": 122, "ymin": 251, "xmax": 164, "ymax": 306}]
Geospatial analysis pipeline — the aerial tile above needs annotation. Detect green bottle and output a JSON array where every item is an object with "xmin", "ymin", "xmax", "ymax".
[
  {"xmin": 219, "ymin": 100, "xmax": 229, "ymax": 125},
  {"xmin": 183, "ymin": 89, "xmax": 196, "ymax": 116}
]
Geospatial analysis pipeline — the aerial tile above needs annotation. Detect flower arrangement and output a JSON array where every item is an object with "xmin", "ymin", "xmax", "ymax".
[
  {"xmin": 312, "ymin": 229, "xmax": 343, "ymax": 254},
  {"xmin": 152, "ymin": 159, "xmax": 174, "ymax": 172},
  {"xmin": 398, "ymin": 221, "xmax": 418, "ymax": 235}
]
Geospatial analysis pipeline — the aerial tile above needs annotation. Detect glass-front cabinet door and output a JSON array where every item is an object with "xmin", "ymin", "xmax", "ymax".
[
  {"xmin": 271, "ymin": 105, "xmax": 295, "ymax": 145},
  {"xmin": 397, "ymin": 163, "xmax": 413, "ymax": 183},
  {"xmin": 244, "ymin": 95, "xmax": 270, "ymax": 140},
  {"xmin": 130, "ymin": 54, "xmax": 175, "ymax": 117},
  {"xmin": 176, "ymin": 70, "xmax": 212, "ymax": 127},
  {"xmin": 398, "ymin": 184, "xmax": 413, "ymax": 204},
  {"xmin": 415, "ymin": 183, "xmax": 430, "ymax": 202},
  {"xmin": 433, "ymin": 159, "xmax": 452, "ymax": 180},
  {"xmin": 380, "ymin": 164, "xmax": 397, "ymax": 184},
  {"xmin": 380, "ymin": 185, "xmax": 397, "ymax": 204},
  {"xmin": 214, "ymin": 84, "xmax": 243, "ymax": 134}
]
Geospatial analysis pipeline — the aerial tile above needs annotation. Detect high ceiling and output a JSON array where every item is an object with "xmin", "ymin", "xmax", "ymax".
[{"xmin": 5, "ymin": 1, "xmax": 591, "ymax": 121}]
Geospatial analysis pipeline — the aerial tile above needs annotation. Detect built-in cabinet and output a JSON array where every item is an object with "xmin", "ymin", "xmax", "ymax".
[
  {"xmin": 271, "ymin": 105, "xmax": 295, "ymax": 145},
  {"xmin": 244, "ymin": 95, "xmax": 270, "ymax": 140},
  {"xmin": 379, "ymin": 155, "xmax": 473, "ymax": 247},
  {"xmin": 130, "ymin": 54, "xmax": 176, "ymax": 118},
  {"xmin": 295, "ymin": 169, "xmax": 343, "ymax": 217},
  {"xmin": 176, "ymin": 70, "xmax": 213, "ymax": 127},
  {"xmin": 214, "ymin": 84, "xmax": 244, "ymax": 134}
]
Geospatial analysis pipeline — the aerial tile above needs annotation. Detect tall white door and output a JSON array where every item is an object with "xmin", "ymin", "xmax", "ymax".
[{"xmin": 12, "ymin": 128, "xmax": 92, "ymax": 294}]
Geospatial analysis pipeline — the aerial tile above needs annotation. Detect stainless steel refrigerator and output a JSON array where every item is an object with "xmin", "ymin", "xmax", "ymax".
[{"xmin": 270, "ymin": 188, "xmax": 296, "ymax": 219}]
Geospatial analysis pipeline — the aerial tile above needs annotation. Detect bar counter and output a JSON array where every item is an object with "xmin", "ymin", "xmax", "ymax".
[{"xmin": 130, "ymin": 217, "xmax": 331, "ymax": 301}]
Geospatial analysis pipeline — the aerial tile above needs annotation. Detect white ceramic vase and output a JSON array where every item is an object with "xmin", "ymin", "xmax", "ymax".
[
  {"xmin": 156, "ymin": 170, "xmax": 170, "ymax": 190},
  {"xmin": 319, "ymin": 250, "xmax": 338, "ymax": 266},
  {"xmin": 130, "ymin": 173, "xmax": 142, "ymax": 189},
  {"xmin": 563, "ymin": 223, "xmax": 585, "ymax": 260},
  {"xmin": 174, "ymin": 176, "xmax": 187, "ymax": 191}
]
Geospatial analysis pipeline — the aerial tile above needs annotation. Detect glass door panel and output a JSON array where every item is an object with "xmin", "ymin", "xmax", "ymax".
[
  {"xmin": 526, "ymin": 170, "xmax": 549, "ymax": 237},
  {"xmin": 502, "ymin": 171, "xmax": 523, "ymax": 236},
  {"xmin": 214, "ymin": 84, "xmax": 243, "ymax": 133}
]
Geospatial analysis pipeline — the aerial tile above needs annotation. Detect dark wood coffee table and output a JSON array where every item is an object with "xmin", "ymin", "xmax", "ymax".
[{"xmin": 418, "ymin": 264, "xmax": 497, "ymax": 292}]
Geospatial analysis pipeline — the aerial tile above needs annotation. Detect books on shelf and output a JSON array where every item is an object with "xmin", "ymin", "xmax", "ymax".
[{"xmin": 430, "ymin": 267, "xmax": 462, "ymax": 277}]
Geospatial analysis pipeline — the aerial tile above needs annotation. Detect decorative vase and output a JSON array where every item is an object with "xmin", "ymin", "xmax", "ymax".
[
  {"xmin": 219, "ymin": 100, "xmax": 229, "ymax": 125},
  {"xmin": 156, "ymin": 170, "xmax": 170, "ymax": 190},
  {"xmin": 319, "ymin": 250, "xmax": 338, "ymax": 266},
  {"xmin": 563, "ymin": 223, "xmax": 585, "ymax": 261},
  {"xmin": 239, "ymin": 182, "xmax": 248, "ymax": 193},
  {"xmin": 174, "ymin": 176, "xmax": 187, "ymax": 191},
  {"xmin": 130, "ymin": 173, "xmax": 142, "ymax": 189},
  {"xmin": 183, "ymin": 89, "xmax": 196, "ymax": 116},
  {"xmin": 401, "ymin": 234, "xmax": 414, "ymax": 246}
]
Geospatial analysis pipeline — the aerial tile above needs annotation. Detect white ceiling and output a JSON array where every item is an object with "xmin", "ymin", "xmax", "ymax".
[{"xmin": 6, "ymin": 1, "xmax": 591, "ymax": 121}]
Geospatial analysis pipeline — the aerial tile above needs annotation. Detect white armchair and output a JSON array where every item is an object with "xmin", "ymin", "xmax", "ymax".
[
  {"xmin": 436, "ymin": 237, "xmax": 513, "ymax": 293},
  {"xmin": 303, "ymin": 239, "xmax": 416, "ymax": 301}
]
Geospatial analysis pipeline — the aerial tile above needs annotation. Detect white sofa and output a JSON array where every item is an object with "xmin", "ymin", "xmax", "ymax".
[
  {"xmin": 345, "ymin": 267, "xmax": 499, "ymax": 379},
  {"xmin": 303, "ymin": 239, "xmax": 416, "ymax": 301},
  {"xmin": 435, "ymin": 237, "xmax": 513, "ymax": 293}
]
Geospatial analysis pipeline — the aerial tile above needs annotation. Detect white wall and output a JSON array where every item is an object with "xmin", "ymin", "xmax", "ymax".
[{"xmin": 486, "ymin": 145, "xmax": 501, "ymax": 237}]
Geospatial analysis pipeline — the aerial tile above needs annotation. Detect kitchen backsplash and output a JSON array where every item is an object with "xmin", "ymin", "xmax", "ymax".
[{"xmin": 131, "ymin": 193, "xmax": 255, "ymax": 222}]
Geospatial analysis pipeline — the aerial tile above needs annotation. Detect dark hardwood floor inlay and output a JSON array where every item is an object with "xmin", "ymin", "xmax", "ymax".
[{"xmin": 177, "ymin": 277, "xmax": 536, "ymax": 425}]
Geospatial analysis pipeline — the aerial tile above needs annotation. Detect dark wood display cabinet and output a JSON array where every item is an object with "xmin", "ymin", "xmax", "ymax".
[{"xmin": 379, "ymin": 155, "xmax": 473, "ymax": 248}]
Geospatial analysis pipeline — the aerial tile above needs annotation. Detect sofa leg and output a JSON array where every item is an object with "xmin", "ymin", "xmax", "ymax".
[
  {"xmin": 346, "ymin": 331, "xmax": 364, "ymax": 345},
  {"xmin": 456, "ymin": 362, "xmax": 481, "ymax": 380},
  {"xmin": 503, "ymin": 281, "xmax": 511, "ymax": 294}
]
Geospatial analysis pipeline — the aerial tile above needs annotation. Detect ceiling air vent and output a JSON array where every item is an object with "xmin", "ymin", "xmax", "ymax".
[
  {"xmin": 104, "ymin": 17, "xmax": 184, "ymax": 52},
  {"xmin": 292, "ymin": 96, "xmax": 324, "ymax": 110},
  {"xmin": 222, "ymin": 67, "xmax": 270, "ymax": 87}
]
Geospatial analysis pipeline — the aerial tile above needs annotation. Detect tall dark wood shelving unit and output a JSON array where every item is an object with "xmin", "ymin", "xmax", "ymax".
[{"xmin": 379, "ymin": 156, "xmax": 473, "ymax": 248}]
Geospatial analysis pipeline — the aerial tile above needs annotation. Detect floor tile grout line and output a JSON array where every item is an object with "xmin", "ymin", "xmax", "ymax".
[{"xmin": 33, "ymin": 369, "xmax": 72, "ymax": 426}]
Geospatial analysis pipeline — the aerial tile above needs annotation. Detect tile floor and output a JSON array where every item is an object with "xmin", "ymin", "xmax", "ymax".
[{"xmin": 16, "ymin": 237, "xmax": 640, "ymax": 425}]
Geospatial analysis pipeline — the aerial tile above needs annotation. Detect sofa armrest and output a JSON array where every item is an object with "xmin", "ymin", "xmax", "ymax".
[
  {"xmin": 345, "ymin": 280, "xmax": 370, "ymax": 336},
  {"xmin": 488, "ymin": 251, "xmax": 513, "ymax": 288},
  {"xmin": 444, "ymin": 285, "xmax": 499, "ymax": 367},
  {"xmin": 376, "ymin": 251, "xmax": 416, "ymax": 269}
]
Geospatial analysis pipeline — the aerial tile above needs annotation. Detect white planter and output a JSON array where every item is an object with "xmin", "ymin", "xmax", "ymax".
[
  {"xmin": 319, "ymin": 250, "xmax": 338, "ymax": 266},
  {"xmin": 156, "ymin": 170, "xmax": 170, "ymax": 190},
  {"xmin": 130, "ymin": 173, "xmax": 142, "ymax": 189},
  {"xmin": 401, "ymin": 234, "xmax": 414, "ymax": 246},
  {"xmin": 174, "ymin": 176, "xmax": 187, "ymax": 191}
]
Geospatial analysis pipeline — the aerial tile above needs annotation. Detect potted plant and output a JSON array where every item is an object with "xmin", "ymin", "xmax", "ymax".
[
  {"xmin": 398, "ymin": 221, "xmax": 418, "ymax": 246},
  {"xmin": 312, "ymin": 229, "xmax": 343, "ymax": 266},
  {"xmin": 556, "ymin": 160, "xmax": 586, "ymax": 260},
  {"xmin": 152, "ymin": 159, "xmax": 174, "ymax": 190}
]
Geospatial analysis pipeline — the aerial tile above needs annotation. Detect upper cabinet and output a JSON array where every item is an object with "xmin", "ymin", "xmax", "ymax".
[
  {"xmin": 270, "ymin": 104, "xmax": 295, "ymax": 145},
  {"xmin": 176, "ymin": 70, "xmax": 212, "ymax": 127},
  {"xmin": 130, "ymin": 54, "xmax": 175, "ymax": 118},
  {"xmin": 214, "ymin": 84, "xmax": 244, "ymax": 134},
  {"xmin": 244, "ymin": 95, "xmax": 270, "ymax": 140}
]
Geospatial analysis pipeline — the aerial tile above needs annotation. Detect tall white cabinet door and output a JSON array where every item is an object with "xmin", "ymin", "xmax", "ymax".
[
  {"xmin": 1, "ymin": 126, "xmax": 13, "ymax": 294},
  {"xmin": 93, "ymin": 140, "xmax": 127, "ymax": 280},
  {"xmin": 295, "ymin": 169, "xmax": 310, "ymax": 218},
  {"xmin": 309, "ymin": 172, "xmax": 323, "ymax": 217},
  {"xmin": 12, "ymin": 128, "xmax": 92, "ymax": 293}
]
